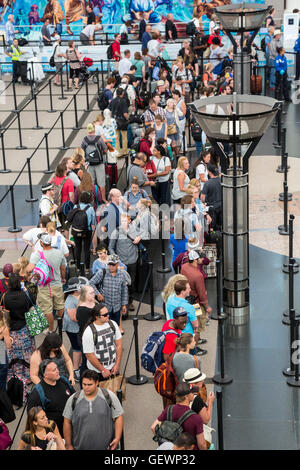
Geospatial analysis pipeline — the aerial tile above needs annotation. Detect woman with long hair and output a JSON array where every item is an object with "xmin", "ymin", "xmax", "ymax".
[
  {"xmin": 132, "ymin": 51, "xmax": 146, "ymax": 83},
  {"xmin": 151, "ymin": 143, "xmax": 171, "ymax": 205},
  {"xmin": 66, "ymin": 40, "xmax": 82, "ymax": 89},
  {"xmin": 172, "ymin": 333, "xmax": 198, "ymax": 382},
  {"xmin": 30, "ymin": 332, "xmax": 74, "ymax": 386},
  {"xmin": 169, "ymin": 217, "xmax": 188, "ymax": 266},
  {"xmin": 72, "ymin": 150, "xmax": 86, "ymax": 180},
  {"xmin": 194, "ymin": 150, "xmax": 211, "ymax": 190},
  {"xmin": 18, "ymin": 406, "xmax": 65, "ymax": 450},
  {"xmin": 3, "ymin": 273, "xmax": 35, "ymax": 399},
  {"xmin": 0, "ymin": 307, "xmax": 11, "ymax": 391},
  {"xmin": 171, "ymin": 156, "xmax": 190, "ymax": 204}
]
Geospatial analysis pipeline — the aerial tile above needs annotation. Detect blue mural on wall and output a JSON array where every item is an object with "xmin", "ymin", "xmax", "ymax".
[{"xmin": 0, "ymin": 0, "xmax": 266, "ymax": 27}]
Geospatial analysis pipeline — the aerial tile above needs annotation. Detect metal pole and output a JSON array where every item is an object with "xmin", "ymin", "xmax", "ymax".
[
  {"xmin": 127, "ymin": 318, "xmax": 148, "ymax": 385},
  {"xmin": 278, "ymin": 182, "xmax": 289, "ymax": 235},
  {"xmin": 211, "ymin": 259, "xmax": 228, "ymax": 321},
  {"xmin": 12, "ymin": 80, "xmax": 17, "ymax": 111},
  {"xmin": 116, "ymin": 389, "xmax": 125, "ymax": 450},
  {"xmin": 144, "ymin": 261, "xmax": 162, "ymax": 321},
  {"xmin": 0, "ymin": 132, "xmax": 11, "ymax": 173},
  {"xmin": 157, "ymin": 211, "xmax": 171, "ymax": 274},
  {"xmin": 8, "ymin": 185, "xmax": 22, "ymax": 233},
  {"xmin": 59, "ymin": 65, "xmax": 67, "ymax": 100},
  {"xmin": 273, "ymin": 104, "xmax": 282, "ymax": 148},
  {"xmin": 73, "ymin": 93, "xmax": 80, "ymax": 130},
  {"xmin": 60, "ymin": 112, "xmax": 69, "ymax": 150},
  {"xmin": 80, "ymin": 262, "xmax": 85, "ymax": 276},
  {"xmin": 213, "ymin": 316, "xmax": 233, "ymax": 385},
  {"xmin": 85, "ymin": 78, "xmax": 89, "ymax": 111},
  {"xmin": 96, "ymin": 67, "xmax": 100, "ymax": 94},
  {"xmin": 16, "ymin": 110, "xmax": 27, "ymax": 150},
  {"xmin": 283, "ymin": 215, "xmax": 299, "ymax": 274},
  {"xmin": 33, "ymin": 93, "xmax": 43, "ymax": 129},
  {"xmin": 25, "ymin": 158, "xmax": 38, "ymax": 202},
  {"xmin": 44, "ymin": 133, "xmax": 54, "ymax": 174},
  {"xmin": 279, "ymin": 152, "xmax": 292, "ymax": 201},
  {"xmin": 282, "ymin": 256, "xmax": 300, "ymax": 324},
  {"xmin": 287, "ymin": 313, "xmax": 300, "ymax": 387},
  {"xmin": 101, "ymin": 59, "xmax": 104, "ymax": 89},
  {"xmin": 65, "ymin": 61, "xmax": 70, "ymax": 91},
  {"xmin": 216, "ymin": 389, "xmax": 224, "ymax": 451},
  {"xmin": 47, "ymin": 79, "xmax": 56, "ymax": 113},
  {"xmin": 276, "ymin": 127, "xmax": 286, "ymax": 173}
]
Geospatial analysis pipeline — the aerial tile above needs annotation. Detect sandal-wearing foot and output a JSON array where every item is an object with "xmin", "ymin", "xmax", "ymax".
[
  {"xmin": 120, "ymin": 330, "xmax": 125, "ymax": 335},
  {"xmin": 91, "ymin": 249, "xmax": 97, "ymax": 256}
]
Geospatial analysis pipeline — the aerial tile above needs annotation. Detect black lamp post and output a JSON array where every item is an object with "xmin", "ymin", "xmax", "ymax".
[
  {"xmin": 213, "ymin": 2, "xmax": 273, "ymax": 94},
  {"xmin": 190, "ymin": 94, "xmax": 280, "ymax": 324}
]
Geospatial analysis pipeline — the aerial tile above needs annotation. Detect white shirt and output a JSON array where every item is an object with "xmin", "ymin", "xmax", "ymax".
[
  {"xmin": 151, "ymin": 156, "xmax": 171, "ymax": 183},
  {"xmin": 82, "ymin": 24, "xmax": 96, "ymax": 38},
  {"xmin": 119, "ymin": 57, "xmax": 132, "ymax": 77},
  {"xmin": 196, "ymin": 162, "xmax": 208, "ymax": 190},
  {"xmin": 147, "ymin": 39, "xmax": 161, "ymax": 58}
]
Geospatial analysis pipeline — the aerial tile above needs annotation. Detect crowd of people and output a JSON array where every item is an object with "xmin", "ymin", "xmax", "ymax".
[{"xmin": 0, "ymin": 5, "xmax": 299, "ymax": 452}]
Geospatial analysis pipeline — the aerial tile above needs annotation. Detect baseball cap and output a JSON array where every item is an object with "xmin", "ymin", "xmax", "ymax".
[
  {"xmin": 188, "ymin": 250, "xmax": 200, "ymax": 261},
  {"xmin": 107, "ymin": 254, "xmax": 120, "ymax": 265},
  {"xmin": 274, "ymin": 29, "xmax": 281, "ymax": 35},
  {"xmin": 173, "ymin": 306, "xmax": 188, "ymax": 318},
  {"xmin": 64, "ymin": 276, "xmax": 89, "ymax": 294},
  {"xmin": 176, "ymin": 382, "xmax": 199, "ymax": 397},
  {"xmin": 37, "ymin": 232, "xmax": 52, "ymax": 245},
  {"xmin": 3, "ymin": 263, "xmax": 13, "ymax": 277}
]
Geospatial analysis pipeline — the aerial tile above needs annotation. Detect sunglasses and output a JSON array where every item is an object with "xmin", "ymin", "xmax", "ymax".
[{"xmin": 99, "ymin": 313, "xmax": 109, "ymax": 318}]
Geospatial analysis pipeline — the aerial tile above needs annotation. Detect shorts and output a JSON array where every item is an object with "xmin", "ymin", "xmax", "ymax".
[
  {"xmin": 87, "ymin": 163, "xmax": 105, "ymax": 188},
  {"xmin": 69, "ymin": 67, "xmax": 80, "ymax": 79},
  {"xmin": 66, "ymin": 331, "xmax": 81, "ymax": 352},
  {"xmin": 37, "ymin": 284, "xmax": 65, "ymax": 316}
]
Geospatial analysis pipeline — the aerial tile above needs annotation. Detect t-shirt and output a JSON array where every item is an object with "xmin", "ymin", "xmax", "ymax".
[
  {"xmin": 51, "ymin": 176, "xmax": 74, "ymax": 204},
  {"xmin": 151, "ymin": 156, "xmax": 171, "ymax": 183},
  {"xmin": 23, "ymin": 227, "xmax": 43, "ymax": 249},
  {"xmin": 27, "ymin": 379, "xmax": 73, "ymax": 435},
  {"xmin": 157, "ymin": 404, "xmax": 203, "ymax": 449},
  {"xmin": 195, "ymin": 163, "xmax": 208, "ymax": 190},
  {"xmin": 172, "ymin": 352, "xmax": 198, "ymax": 383},
  {"xmin": 119, "ymin": 57, "xmax": 132, "ymax": 77},
  {"xmin": 166, "ymin": 296, "xmax": 197, "ymax": 335},
  {"xmin": 41, "ymin": 24, "xmax": 51, "ymax": 43},
  {"xmin": 63, "ymin": 294, "xmax": 79, "ymax": 334},
  {"xmin": 169, "ymin": 234, "xmax": 188, "ymax": 263},
  {"xmin": 191, "ymin": 395, "xmax": 207, "ymax": 414},
  {"xmin": 161, "ymin": 319, "xmax": 181, "ymax": 355},
  {"xmin": 87, "ymin": 11, "xmax": 96, "ymax": 24},
  {"xmin": 30, "ymin": 248, "xmax": 65, "ymax": 286},
  {"xmin": 82, "ymin": 320, "xmax": 122, "ymax": 372},
  {"xmin": 63, "ymin": 388, "xmax": 124, "ymax": 450},
  {"xmin": 165, "ymin": 19, "xmax": 177, "ymax": 40},
  {"xmin": 76, "ymin": 305, "xmax": 93, "ymax": 337},
  {"xmin": 3, "ymin": 290, "xmax": 30, "ymax": 331},
  {"xmin": 81, "ymin": 24, "xmax": 97, "ymax": 37},
  {"xmin": 109, "ymin": 97, "xmax": 129, "ymax": 119},
  {"xmin": 201, "ymin": 177, "xmax": 221, "ymax": 208}
]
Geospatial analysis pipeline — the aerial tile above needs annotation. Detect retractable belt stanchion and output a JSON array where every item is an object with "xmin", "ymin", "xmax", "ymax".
[
  {"xmin": 157, "ymin": 211, "xmax": 171, "ymax": 274},
  {"xmin": 279, "ymin": 150, "xmax": 292, "ymax": 201},
  {"xmin": 128, "ymin": 318, "xmax": 149, "ymax": 385},
  {"xmin": 16, "ymin": 110, "xmax": 27, "ymax": 150},
  {"xmin": 60, "ymin": 112, "xmax": 69, "ymax": 150},
  {"xmin": 278, "ymin": 182, "xmax": 289, "ymax": 236},
  {"xmin": 283, "ymin": 215, "xmax": 299, "ymax": 275},
  {"xmin": 216, "ymin": 388, "xmax": 224, "ymax": 450},
  {"xmin": 33, "ymin": 92, "xmax": 43, "ymax": 130},
  {"xmin": 73, "ymin": 93, "xmax": 80, "ymax": 130},
  {"xmin": 8, "ymin": 185, "xmax": 22, "ymax": 233},
  {"xmin": 44, "ymin": 132, "xmax": 54, "ymax": 174},
  {"xmin": 25, "ymin": 158, "xmax": 38, "ymax": 202},
  {"xmin": 47, "ymin": 79, "xmax": 57, "ymax": 113},
  {"xmin": 0, "ymin": 132, "xmax": 11, "ymax": 173},
  {"xmin": 282, "ymin": 257, "xmax": 300, "ymax": 325},
  {"xmin": 144, "ymin": 261, "xmax": 162, "ymax": 321}
]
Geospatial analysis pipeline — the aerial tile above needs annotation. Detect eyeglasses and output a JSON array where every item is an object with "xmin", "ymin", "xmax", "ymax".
[{"xmin": 99, "ymin": 313, "xmax": 109, "ymax": 317}]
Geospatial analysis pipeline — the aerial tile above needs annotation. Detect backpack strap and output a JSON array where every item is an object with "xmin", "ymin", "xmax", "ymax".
[
  {"xmin": 177, "ymin": 409, "xmax": 196, "ymax": 427},
  {"xmin": 166, "ymin": 404, "xmax": 174, "ymax": 422},
  {"xmin": 100, "ymin": 387, "xmax": 114, "ymax": 409},
  {"xmin": 71, "ymin": 390, "xmax": 81, "ymax": 411},
  {"xmin": 34, "ymin": 383, "xmax": 50, "ymax": 409},
  {"xmin": 91, "ymin": 317, "xmax": 115, "ymax": 346},
  {"xmin": 194, "ymin": 355, "xmax": 199, "ymax": 369}
]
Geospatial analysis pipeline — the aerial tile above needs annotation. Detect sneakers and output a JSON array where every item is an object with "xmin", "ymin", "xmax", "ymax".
[
  {"xmin": 196, "ymin": 347, "xmax": 207, "ymax": 356},
  {"xmin": 74, "ymin": 369, "xmax": 80, "ymax": 383},
  {"xmin": 129, "ymin": 302, "xmax": 135, "ymax": 311},
  {"xmin": 198, "ymin": 338, "xmax": 207, "ymax": 345}
]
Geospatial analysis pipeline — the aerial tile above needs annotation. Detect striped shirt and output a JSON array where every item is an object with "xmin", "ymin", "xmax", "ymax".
[
  {"xmin": 143, "ymin": 106, "xmax": 166, "ymax": 125},
  {"xmin": 89, "ymin": 268, "xmax": 128, "ymax": 313}
]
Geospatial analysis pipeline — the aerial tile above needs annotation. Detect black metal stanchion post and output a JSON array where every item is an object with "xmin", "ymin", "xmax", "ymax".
[
  {"xmin": 65, "ymin": 62, "xmax": 70, "ymax": 91},
  {"xmin": 16, "ymin": 110, "xmax": 27, "ymax": 150},
  {"xmin": 279, "ymin": 152, "xmax": 292, "ymax": 201},
  {"xmin": 282, "ymin": 257, "xmax": 300, "ymax": 323},
  {"xmin": 182, "ymin": 130, "xmax": 186, "ymax": 155},
  {"xmin": 273, "ymin": 104, "xmax": 282, "ymax": 147},
  {"xmin": 187, "ymin": 116, "xmax": 192, "ymax": 148},
  {"xmin": 33, "ymin": 93, "xmax": 43, "ymax": 130},
  {"xmin": 125, "ymin": 154, "xmax": 129, "ymax": 170},
  {"xmin": 8, "ymin": 185, "xmax": 22, "ymax": 233},
  {"xmin": 0, "ymin": 132, "xmax": 11, "ymax": 173},
  {"xmin": 59, "ymin": 66, "xmax": 67, "ymax": 100},
  {"xmin": 101, "ymin": 59, "xmax": 104, "ymax": 89},
  {"xmin": 85, "ymin": 79, "xmax": 89, "ymax": 111},
  {"xmin": 47, "ymin": 80, "xmax": 56, "ymax": 113},
  {"xmin": 216, "ymin": 389, "xmax": 224, "ymax": 450},
  {"xmin": 286, "ymin": 310, "xmax": 300, "ymax": 387},
  {"xmin": 283, "ymin": 308, "xmax": 297, "ymax": 377},
  {"xmin": 79, "ymin": 262, "xmax": 85, "ymax": 276},
  {"xmin": 144, "ymin": 261, "xmax": 162, "ymax": 321},
  {"xmin": 73, "ymin": 93, "xmax": 80, "ymax": 130},
  {"xmin": 96, "ymin": 68, "xmax": 100, "ymax": 94},
  {"xmin": 44, "ymin": 133, "xmax": 54, "ymax": 174},
  {"xmin": 12, "ymin": 80, "xmax": 17, "ymax": 111},
  {"xmin": 116, "ymin": 389, "xmax": 125, "ymax": 450},
  {"xmin": 278, "ymin": 182, "xmax": 289, "ymax": 235},
  {"xmin": 276, "ymin": 127, "xmax": 286, "ymax": 173},
  {"xmin": 25, "ymin": 158, "xmax": 38, "ymax": 202},
  {"xmin": 60, "ymin": 112, "xmax": 69, "ymax": 150},
  {"xmin": 28, "ymin": 67, "xmax": 34, "ymax": 99},
  {"xmin": 128, "ymin": 318, "xmax": 149, "ymax": 385},
  {"xmin": 157, "ymin": 211, "xmax": 171, "ymax": 274},
  {"xmin": 283, "ymin": 215, "xmax": 299, "ymax": 274}
]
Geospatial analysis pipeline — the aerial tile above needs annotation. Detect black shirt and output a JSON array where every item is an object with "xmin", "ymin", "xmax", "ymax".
[
  {"xmin": 76, "ymin": 305, "xmax": 93, "ymax": 337},
  {"xmin": 165, "ymin": 19, "xmax": 177, "ymax": 41},
  {"xmin": 109, "ymin": 96, "xmax": 129, "ymax": 118},
  {"xmin": 202, "ymin": 177, "xmax": 221, "ymax": 208},
  {"xmin": 21, "ymin": 422, "xmax": 56, "ymax": 450},
  {"xmin": 191, "ymin": 395, "xmax": 207, "ymax": 414},
  {"xmin": 27, "ymin": 379, "xmax": 73, "ymax": 436},
  {"xmin": 87, "ymin": 11, "xmax": 96, "ymax": 24},
  {"xmin": 3, "ymin": 290, "xmax": 31, "ymax": 331}
]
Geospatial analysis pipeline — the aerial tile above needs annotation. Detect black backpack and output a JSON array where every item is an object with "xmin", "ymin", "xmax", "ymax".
[
  {"xmin": 120, "ymin": 32, "xmax": 128, "ymax": 44},
  {"xmin": 191, "ymin": 118, "xmax": 202, "ymax": 142},
  {"xmin": 186, "ymin": 21, "xmax": 196, "ymax": 36},
  {"xmin": 67, "ymin": 205, "xmax": 90, "ymax": 237},
  {"xmin": 0, "ymin": 390, "xmax": 16, "ymax": 423},
  {"xmin": 97, "ymin": 89, "xmax": 109, "ymax": 111},
  {"xmin": 261, "ymin": 36, "xmax": 266, "ymax": 53},
  {"xmin": 7, "ymin": 359, "xmax": 29, "ymax": 409},
  {"xmin": 122, "ymin": 85, "xmax": 130, "ymax": 107},
  {"xmin": 83, "ymin": 136, "xmax": 103, "ymax": 165},
  {"xmin": 153, "ymin": 405, "xmax": 196, "ymax": 445},
  {"xmin": 107, "ymin": 43, "xmax": 113, "ymax": 60},
  {"xmin": 89, "ymin": 319, "xmax": 116, "ymax": 346}
]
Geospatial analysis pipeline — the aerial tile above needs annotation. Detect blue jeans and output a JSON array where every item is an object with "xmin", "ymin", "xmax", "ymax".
[
  {"xmin": 269, "ymin": 59, "xmax": 276, "ymax": 88},
  {"xmin": 108, "ymin": 310, "xmax": 121, "ymax": 326},
  {"xmin": 0, "ymin": 359, "xmax": 8, "ymax": 392},
  {"xmin": 195, "ymin": 140, "xmax": 202, "ymax": 157}
]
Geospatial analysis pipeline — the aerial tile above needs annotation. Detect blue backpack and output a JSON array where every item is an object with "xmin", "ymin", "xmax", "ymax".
[
  {"xmin": 141, "ymin": 330, "xmax": 180, "ymax": 374},
  {"xmin": 33, "ymin": 376, "xmax": 75, "ymax": 409}
]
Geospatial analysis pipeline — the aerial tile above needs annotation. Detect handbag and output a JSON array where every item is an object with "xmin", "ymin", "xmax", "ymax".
[
  {"xmin": 116, "ymin": 116, "xmax": 129, "ymax": 131},
  {"xmin": 99, "ymin": 374, "xmax": 126, "ymax": 401},
  {"xmin": 167, "ymin": 123, "xmax": 177, "ymax": 135},
  {"xmin": 24, "ymin": 291, "xmax": 48, "ymax": 337}
]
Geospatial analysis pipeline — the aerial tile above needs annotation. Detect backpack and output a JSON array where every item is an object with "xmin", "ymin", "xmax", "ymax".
[
  {"xmin": 52, "ymin": 176, "xmax": 68, "ymax": 209},
  {"xmin": 33, "ymin": 376, "xmax": 75, "ymax": 410},
  {"xmin": 153, "ymin": 405, "xmax": 196, "ymax": 445},
  {"xmin": 0, "ymin": 390, "xmax": 16, "ymax": 424},
  {"xmin": 120, "ymin": 32, "xmax": 128, "ymax": 44},
  {"xmin": 84, "ymin": 136, "xmax": 104, "ymax": 165},
  {"xmin": 97, "ymin": 89, "xmax": 109, "ymax": 111},
  {"xmin": 141, "ymin": 330, "xmax": 180, "ymax": 374},
  {"xmin": 107, "ymin": 43, "xmax": 113, "ymax": 60},
  {"xmin": 261, "ymin": 36, "xmax": 266, "ymax": 53},
  {"xmin": 191, "ymin": 119, "xmax": 202, "ymax": 142},
  {"xmin": 33, "ymin": 251, "xmax": 54, "ymax": 287},
  {"xmin": 186, "ymin": 20, "xmax": 196, "ymax": 36},
  {"xmin": 0, "ymin": 420, "xmax": 12, "ymax": 450},
  {"xmin": 122, "ymin": 85, "xmax": 130, "ymax": 107},
  {"xmin": 71, "ymin": 387, "xmax": 113, "ymax": 411},
  {"xmin": 49, "ymin": 44, "xmax": 58, "ymax": 68},
  {"xmin": 89, "ymin": 319, "xmax": 116, "ymax": 346},
  {"xmin": 67, "ymin": 205, "xmax": 90, "ymax": 238},
  {"xmin": 7, "ymin": 359, "xmax": 30, "ymax": 408}
]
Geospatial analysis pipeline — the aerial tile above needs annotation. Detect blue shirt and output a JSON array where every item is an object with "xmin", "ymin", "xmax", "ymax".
[
  {"xmin": 294, "ymin": 37, "xmax": 300, "ymax": 53},
  {"xmin": 274, "ymin": 54, "xmax": 287, "ymax": 73},
  {"xmin": 142, "ymin": 31, "xmax": 152, "ymax": 50},
  {"xmin": 166, "ymin": 295, "xmax": 197, "ymax": 335},
  {"xmin": 5, "ymin": 21, "xmax": 15, "ymax": 43},
  {"xmin": 169, "ymin": 234, "xmax": 188, "ymax": 263}
]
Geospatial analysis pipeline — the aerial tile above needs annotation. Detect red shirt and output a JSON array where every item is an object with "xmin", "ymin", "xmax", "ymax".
[
  {"xmin": 112, "ymin": 40, "xmax": 121, "ymax": 61},
  {"xmin": 0, "ymin": 277, "xmax": 9, "ymax": 294},
  {"xmin": 139, "ymin": 139, "xmax": 152, "ymax": 158},
  {"xmin": 161, "ymin": 319, "xmax": 181, "ymax": 355},
  {"xmin": 208, "ymin": 32, "xmax": 221, "ymax": 45},
  {"xmin": 51, "ymin": 176, "xmax": 74, "ymax": 203},
  {"xmin": 158, "ymin": 404, "xmax": 203, "ymax": 449},
  {"xmin": 145, "ymin": 160, "xmax": 156, "ymax": 180}
]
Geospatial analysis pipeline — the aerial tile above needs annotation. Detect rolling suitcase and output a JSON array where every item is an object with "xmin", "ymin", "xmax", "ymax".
[
  {"xmin": 250, "ymin": 74, "xmax": 262, "ymax": 95},
  {"xmin": 105, "ymin": 163, "xmax": 118, "ymax": 189}
]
